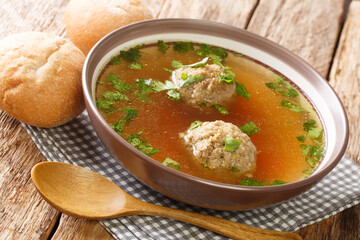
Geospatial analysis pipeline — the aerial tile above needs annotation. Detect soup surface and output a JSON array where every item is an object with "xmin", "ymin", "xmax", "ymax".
[{"xmin": 95, "ymin": 41, "xmax": 325, "ymax": 185}]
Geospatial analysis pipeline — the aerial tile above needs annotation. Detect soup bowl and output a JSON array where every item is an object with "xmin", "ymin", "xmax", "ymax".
[{"xmin": 82, "ymin": 19, "xmax": 349, "ymax": 210}]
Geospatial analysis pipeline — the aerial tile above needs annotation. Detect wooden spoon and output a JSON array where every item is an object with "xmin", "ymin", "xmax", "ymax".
[{"xmin": 31, "ymin": 162, "xmax": 301, "ymax": 240}]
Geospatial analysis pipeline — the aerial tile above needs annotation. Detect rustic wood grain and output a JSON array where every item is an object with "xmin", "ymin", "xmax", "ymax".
[
  {"xmin": 0, "ymin": 112, "xmax": 59, "ymax": 240},
  {"xmin": 295, "ymin": 1, "xmax": 360, "ymax": 239},
  {"xmin": 158, "ymin": 0, "xmax": 257, "ymax": 28},
  {"xmin": 247, "ymin": 0, "xmax": 346, "ymax": 78},
  {"xmin": 0, "ymin": 1, "xmax": 68, "ymax": 239},
  {"xmin": 52, "ymin": 216, "xmax": 113, "ymax": 240},
  {"xmin": 143, "ymin": 0, "xmax": 164, "ymax": 18},
  {"xmin": 296, "ymin": 204, "xmax": 360, "ymax": 240},
  {"xmin": 0, "ymin": 0, "xmax": 70, "ymax": 38},
  {"xmin": 329, "ymin": 0, "xmax": 360, "ymax": 164}
]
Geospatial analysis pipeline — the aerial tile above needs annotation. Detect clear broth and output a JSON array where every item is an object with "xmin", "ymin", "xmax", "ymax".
[{"xmin": 96, "ymin": 43, "xmax": 323, "ymax": 185}]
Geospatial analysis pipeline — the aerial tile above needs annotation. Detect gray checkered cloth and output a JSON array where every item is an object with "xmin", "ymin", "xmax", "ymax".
[{"xmin": 23, "ymin": 111, "xmax": 360, "ymax": 240}]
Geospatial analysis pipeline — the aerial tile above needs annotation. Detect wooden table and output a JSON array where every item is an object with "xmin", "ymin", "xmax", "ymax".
[{"xmin": 1, "ymin": 0, "xmax": 359, "ymax": 239}]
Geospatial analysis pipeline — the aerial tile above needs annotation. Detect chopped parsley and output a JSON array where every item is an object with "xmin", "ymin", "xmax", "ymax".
[
  {"xmin": 152, "ymin": 80, "xmax": 176, "ymax": 92},
  {"xmin": 163, "ymin": 68, "xmax": 173, "ymax": 73},
  {"xmin": 213, "ymin": 104, "xmax": 230, "ymax": 115},
  {"xmin": 171, "ymin": 60, "xmax": 184, "ymax": 68},
  {"xmin": 224, "ymin": 137, "xmax": 241, "ymax": 152},
  {"xmin": 303, "ymin": 120, "xmax": 317, "ymax": 132},
  {"xmin": 110, "ymin": 107, "xmax": 137, "ymax": 133},
  {"xmin": 240, "ymin": 178, "xmax": 287, "ymax": 186},
  {"xmin": 306, "ymin": 127, "xmax": 323, "ymax": 139},
  {"xmin": 134, "ymin": 78, "xmax": 154, "ymax": 102},
  {"xmin": 122, "ymin": 106, "xmax": 138, "ymax": 123},
  {"xmin": 213, "ymin": 60, "xmax": 231, "ymax": 70},
  {"xmin": 211, "ymin": 47, "xmax": 228, "ymax": 59},
  {"xmin": 229, "ymin": 167, "xmax": 240, "ymax": 172},
  {"xmin": 265, "ymin": 74, "xmax": 298, "ymax": 97},
  {"xmin": 96, "ymin": 99, "xmax": 118, "ymax": 114},
  {"xmin": 195, "ymin": 43, "xmax": 228, "ymax": 62},
  {"xmin": 302, "ymin": 169, "xmax": 313, "ymax": 175},
  {"xmin": 129, "ymin": 62, "xmax": 142, "ymax": 70},
  {"xmin": 108, "ymin": 73, "xmax": 131, "ymax": 93},
  {"xmin": 166, "ymin": 89, "xmax": 181, "ymax": 101},
  {"xmin": 213, "ymin": 62, "xmax": 244, "ymax": 101},
  {"xmin": 270, "ymin": 180, "xmax": 288, "ymax": 185},
  {"xmin": 236, "ymin": 82, "xmax": 250, "ymax": 100},
  {"xmin": 126, "ymin": 131, "xmax": 160, "ymax": 156},
  {"xmin": 239, "ymin": 178, "xmax": 263, "ymax": 186},
  {"xmin": 234, "ymin": 53, "xmax": 244, "ymax": 57},
  {"xmin": 305, "ymin": 157, "xmax": 316, "ymax": 168},
  {"xmin": 300, "ymin": 144, "xmax": 324, "ymax": 162},
  {"xmin": 189, "ymin": 120, "xmax": 203, "ymax": 130},
  {"xmin": 110, "ymin": 56, "xmax": 122, "ymax": 65},
  {"xmin": 239, "ymin": 122, "xmax": 258, "ymax": 136},
  {"xmin": 111, "ymin": 118, "xmax": 125, "ymax": 133},
  {"xmin": 150, "ymin": 80, "xmax": 180, "ymax": 101},
  {"xmin": 157, "ymin": 40, "xmax": 169, "ymax": 53},
  {"xmin": 196, "ymin": 43, "xmax": 211, "ymax": 56},
  {"xmin": 296, "ymin": 136, "xmax": 306, "ymax": 143},
  {"xmin": 171, "ymin": 57, "xmax": 209, "ymax": 69},
  {"xmin": 213, "ymin": 61, "xmax": 236, "ymax": 84},
  {"xmin": 281, "ymin": 100, "xmax": 307, "ymax": 112},
  {"xmin": 120, "ymin": 45, "xmax": 142, "ymax": 62},
  {"xmin": 181, "ymin": 73, "xmax": 204, "ymax": 88},
  {"xmin": 103, "ymin": 74, "xmax": 173, "ymax": 109},
  {"xmin": 119, "ymin": 45, "xmax": 143, "ymax": 69},
  {"xmin": 162, "ymin": 157, "xmax": 181, "ymax": 170},
  {"xmin": 281, "ymin": 122, "xmax": 294, "ymax": 126},
  {"xmin": 173, "ymin": 42, "xmax": 194, "ymax": 53},
  {"xmin": 102, "ymin": 91, "xmax": 130, "ymax": 102},
  {"xmin": 208, "ymin": 54, "xmax": 222, "ymax": 63},
  {"xmin": 219, "ymin": 70, "xmax": 236, "ymax": 83},
  {"xmin": 299, "ymin": 119, "xmax": 324, "ymax": 171}
]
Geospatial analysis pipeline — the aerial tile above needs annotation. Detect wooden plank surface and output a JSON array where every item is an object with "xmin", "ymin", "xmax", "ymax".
[
  {"xmin": 329, "ymin": 0, "xmax": 360, "ymax": 164},
  {"xmin": 52, "ymin": 216, "xmax": 113, "ymax": 240},
  {"xmin": 247, "ymin": 0, "xmax": 346, "ymax": 77},
  {"xmin": 292, "ymin": 1, "xmax": 360, "ymax": 238},
  {"xmin": 0, "ymin": 114, "xmax": 59, "ymax": 239},
  {"xmin": 0, "ymin": 0, "xmax": 69, "ymax": 37},
  {"xmin": 0, "ymin": 0, "xmax": 359, "ymax": 239},
  {"xmin": 0, "ymin": 1, "xmax": 69, "ymax": 239},
  {"xmin": 157, "ymin": 0, "xmax": 257, "ymax": 28}
]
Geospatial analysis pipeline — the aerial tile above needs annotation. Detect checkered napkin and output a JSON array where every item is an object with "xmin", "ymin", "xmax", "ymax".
[{"xmin": 23, "ymin": 111, "xmax": 360, "ymax": 240}]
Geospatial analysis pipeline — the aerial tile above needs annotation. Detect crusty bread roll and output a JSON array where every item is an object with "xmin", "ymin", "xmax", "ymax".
[
  {"xmin": 0, "ymin": 31, "xmax": 85, "ymax": 128},
  {"xmin": 65, "ymin": 0, "xmax": 153, "ymax": 55}
]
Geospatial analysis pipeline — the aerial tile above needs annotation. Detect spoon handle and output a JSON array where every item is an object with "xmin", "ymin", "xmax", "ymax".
[{"xmin": 122, "ymin": 199, "xmax": 301, "ymax": 240}]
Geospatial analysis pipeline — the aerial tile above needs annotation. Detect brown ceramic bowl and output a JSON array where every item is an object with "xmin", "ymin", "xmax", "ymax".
[{"xmin": 82, "ymin": 19, "xmax": 349, "ymax": 210}]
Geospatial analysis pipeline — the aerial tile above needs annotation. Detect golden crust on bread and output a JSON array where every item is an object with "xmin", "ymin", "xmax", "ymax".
[
  {"xmin": 0, "ymin": 31, "xmax": 85, "ymax": 128},
  {"xmin": 65, "ymin": 0, "xmax": 153, "ymax": 55}
]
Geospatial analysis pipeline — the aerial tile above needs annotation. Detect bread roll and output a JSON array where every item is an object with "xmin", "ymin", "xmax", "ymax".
[
  {"xmin": 65, "ymin": 0, "xmax": 153, "ymax": 55},
  {"xmin": 0, "ymin": 31, "xmax": 85, "ymax": 128}
]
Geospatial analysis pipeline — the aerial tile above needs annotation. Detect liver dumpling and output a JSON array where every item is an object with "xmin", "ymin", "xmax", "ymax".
[
  {"xmin": 172, "ymin": 64, "xmax": 236, "ymax": 109},
  {"xmin": 181, "ymin": 120, "xmax": 257, "ymax": 176}
]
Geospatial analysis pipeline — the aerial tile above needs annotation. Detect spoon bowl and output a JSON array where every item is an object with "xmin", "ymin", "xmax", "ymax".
[
  {"xmin": 31, "ymin": 162, "xmax": 301, "ymax": 240},
  {"xmin": 31, "ymin": 161, "xmax": 127, "ymax": 219}
]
